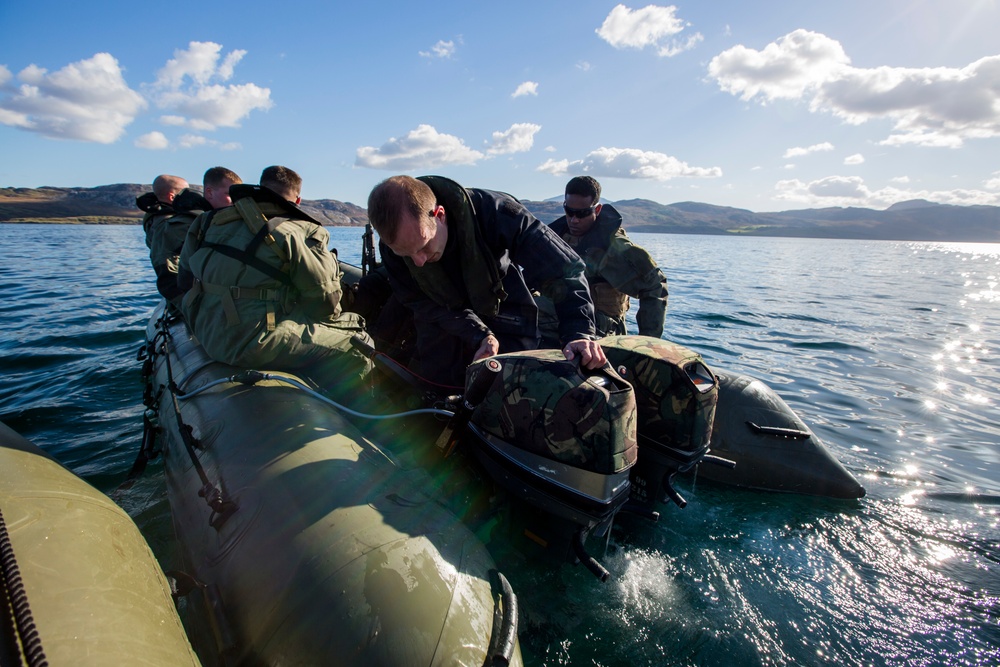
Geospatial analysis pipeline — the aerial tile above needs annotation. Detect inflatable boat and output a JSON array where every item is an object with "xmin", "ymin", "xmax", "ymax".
[
  {"xmin": 138, "ymin": 307, "xmax": 521, "ymax": 667},
  {"xmin": 696, "ymin": 372, "xmax": 866, "ymax": 498},
  {"xmin": 134, "ymin": 262, "xmax": 864, "ymax": 664},
  {"xmin": 0, "ymin": 420, "xmax": 201, "ymax": 667}
]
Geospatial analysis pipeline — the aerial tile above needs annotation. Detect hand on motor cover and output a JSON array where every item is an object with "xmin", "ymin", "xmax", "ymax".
[
  {"xmin": 562, "ymin": 339, "xmax": 607, "ymax": 369},
  {"xmin": 473, "ymin": 333, "xmax": 500, "ymax": 362}
]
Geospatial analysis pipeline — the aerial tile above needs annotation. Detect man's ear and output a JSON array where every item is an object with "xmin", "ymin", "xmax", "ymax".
[
  {"xmin": 594, "ymin": 202, "xmax": 603, "ymax": 216},
  {"xmin": 295, "ymin": 196, "xmax": 302, "ymax": 205}
]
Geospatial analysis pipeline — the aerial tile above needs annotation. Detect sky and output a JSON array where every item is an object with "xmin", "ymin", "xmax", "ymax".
[{"xmin": 2, "ymin": 0, "xmax": 999, "ymax": 212}]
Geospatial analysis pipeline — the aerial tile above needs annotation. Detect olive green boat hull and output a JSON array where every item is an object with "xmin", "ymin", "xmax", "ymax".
[
  {"xmin": 145, "ymin": 307, "xmax": 520, "ymax": 666},
  {"xmin": 0, "ymin": 420, "xmax": 201, "ymax": 667}
]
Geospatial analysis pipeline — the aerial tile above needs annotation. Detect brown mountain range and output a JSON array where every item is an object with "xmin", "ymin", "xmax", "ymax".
[{"xmin": 2, "ymin": 184, "xmax": 998, "ymax": 242}]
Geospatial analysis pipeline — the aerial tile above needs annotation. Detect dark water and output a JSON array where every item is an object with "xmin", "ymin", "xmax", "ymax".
[{"xmin": 1, "ymin": 223, "xmax": 998, "ymax": 666}]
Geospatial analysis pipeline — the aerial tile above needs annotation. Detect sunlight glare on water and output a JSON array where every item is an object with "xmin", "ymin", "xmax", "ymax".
[{"xmin": 2, "ymin": 226, "xmax": 999, "ymax": 666}]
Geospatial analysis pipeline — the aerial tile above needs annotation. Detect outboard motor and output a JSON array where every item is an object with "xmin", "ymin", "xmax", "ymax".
[
  {"xmin": 600, "ymin": 336, "xmax": 724, "ymax": 511},
  {"xmin": 465, "ymin": 350, "xmax": 637, "ymax": 580}
]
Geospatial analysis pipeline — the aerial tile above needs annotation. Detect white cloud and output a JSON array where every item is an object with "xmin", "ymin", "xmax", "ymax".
[
  {"xmin": 890, "ymin": 176, "xmax": 910, "ymax": 184},
  {"xmin": 577, "ymin": 61, "xmax": 592, "ymax": 72},
  {"xmin": 844, "ymin": 153, "xmax": 865, "ymax": 165},
  {"xmin": 708, "ymin": 29, "xmax": 1000, "ymax": 147},
  {"xmin": 783, "ymin": 142, "xmax": 834, "ymax": 158},
  {"xmin": 537, "ymin": 146, "xmax": 721, "ymax": 180},
  {"xmin": 985, "ymin": 171, "xmax": 1000, "ymax": 190},
  {"xmin": 419, "ymin": 40, "xmax": 456, "ymax": 59},
  {"xmin": 217, "ymin": 50, "xmax": 244, "ymax": 82},
  {"xmin": 512, "ymin": 81, "xmax": 538, "ymax": 98},
  {"xmin": 0, "ymin": 65, "xmax": 11, "ymax": 86},
  {"xmin": 155, "ymin": 83, "xmax": 272, "ymax": 130},
  {"xmin": 135, "ymin": 131, "xmax": 169, "ymax": 149},
  {"xmin": 597, "ymin": 4, "xmax": 702, "ymax": 57},
  {"xmin": 544, "ymin": 145, "xmax": 557, "ymax": 152},
  {"xmin": 708, "ymin": 29, "xmax": 850, "ymax": 102},
  {"xmin": 179, "ymin": 134, "xmax": 208, "ymax": 148},
  {"xmin": 775, "ymin": 175, "xmax": 1000, "ymax": 207},
  {"xmin": 537, "ymin": 158, "xmax": 571, "ymax": 175},
  {"xmin": 0, "ymin": 107, "xmax": 30, "ymax": 127},
  {"xmin": 155, "ymin": 42, "xmax": 245, "ymax": 88},
  {"xmin": 147, "ymin": 42, "xmax": 272, "ymax": 132},
  {"xmin": 0, "ymin": 53, "xmax": 146, "ymax": 143},
  {"xmin": 487, "ymin": 123, "xmax": 541, "ymax": 155},
  {"xmin": 133, "ymin": 130, "xmax": 240, "ymax": 151},
  {"xmin": 356, "ymin": 124, "xmax": 484, "ymax": 169}
]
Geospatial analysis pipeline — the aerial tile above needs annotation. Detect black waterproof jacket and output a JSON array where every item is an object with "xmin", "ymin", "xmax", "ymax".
[{"xmin": 380, "ymin": 182, "xmax": 596, "ymax": 386}]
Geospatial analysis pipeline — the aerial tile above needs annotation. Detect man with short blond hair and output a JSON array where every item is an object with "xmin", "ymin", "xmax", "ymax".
[
  {"xmin": 367, "ymin": 174, "xmax": 605, "ymax": 387},
  {"xmin": 203, "ymin": 166, "xmax": 242, "ymax": 209},
  {"xmin": 260, "ymin": 165, "xmax": 302, "ymax": 202}
]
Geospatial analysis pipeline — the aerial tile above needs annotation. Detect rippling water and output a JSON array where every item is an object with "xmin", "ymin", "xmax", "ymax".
[{"xmin": 1, "ymin": 223, "xmax": 997, "ymax": 666}]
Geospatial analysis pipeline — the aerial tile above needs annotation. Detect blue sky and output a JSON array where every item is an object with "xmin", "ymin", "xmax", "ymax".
[{"xmin": 2, "ymin": 1, "xmax": 999, "ymax": 211}]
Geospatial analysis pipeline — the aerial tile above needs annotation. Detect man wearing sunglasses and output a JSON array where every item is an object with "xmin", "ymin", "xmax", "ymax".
[
  {"xmin": 367, "ymin": 174, "xmax": 605, "ymax": 388},
  {"xmin": 549, "ymin": 176, "xmax": 668, "ymax": 339}
]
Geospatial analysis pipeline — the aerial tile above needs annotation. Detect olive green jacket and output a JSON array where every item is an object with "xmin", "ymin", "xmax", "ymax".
[
  {"xmin": 178, "ymin": 188, "xmax": 348, "ymax": 367},
  {"xmin": 140, "ymin": 190, "xmax": 205, "ymax": 306},
  {"xmin": 550, "ymin": 204, "xmax": 668, "ymax": 338}
]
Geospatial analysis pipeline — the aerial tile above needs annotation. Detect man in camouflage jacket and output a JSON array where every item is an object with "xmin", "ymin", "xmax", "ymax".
[{"xmin": 549, "ymin": 176, "xmax": 668, "ymax": 339}]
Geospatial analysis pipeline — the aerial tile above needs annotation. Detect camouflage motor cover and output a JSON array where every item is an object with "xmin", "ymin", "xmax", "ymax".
[
  {"xmin": 466, "ymin": 350, "xmax": 638, "ymax": 475},
  {"xmin": 601, "ymin": 336, "xmax": 718, "ymax": 455}
]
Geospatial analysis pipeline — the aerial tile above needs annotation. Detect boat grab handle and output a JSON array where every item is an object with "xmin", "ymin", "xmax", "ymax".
[{"xmin": 746, "ymin": 421, "xmax": 810, "ymax": 439}]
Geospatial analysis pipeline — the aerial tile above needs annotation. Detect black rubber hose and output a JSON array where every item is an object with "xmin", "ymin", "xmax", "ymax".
[
  {"xmin": 572, "ymin": 527, "xmax": 610, "ymax": 582},
  {"xmin": 485, "ymin": 570, "xmax": 519, "ymax": 666},
  {"xmin": 662, "ymin": 472, "xmax": 688, "ymax": 508}
]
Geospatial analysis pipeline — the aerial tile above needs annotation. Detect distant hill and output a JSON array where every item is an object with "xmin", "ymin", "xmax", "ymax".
[
  {"xmin": 2, "ymin": 184, "xmax": 998, "ymax": 242},
  {"xmin": 0, "ymin": 184, "xmax": 368, "ymax": 226},
  {"xmin": 522, "ymin": 197, "xmax": 1000, "ymax": 242}
]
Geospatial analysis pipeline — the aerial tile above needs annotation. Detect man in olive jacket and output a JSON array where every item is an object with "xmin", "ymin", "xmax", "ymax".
[
  {"xmin": 549, "ymin": 176, "xmax": 668, "ymax": 338},
  {"xmin": 138, "ymin": 174, "xmax": 208, "ymax": 308},
  {"xmin": 177, "ymin": 166, "xmax": 371, "ymax": 401}
]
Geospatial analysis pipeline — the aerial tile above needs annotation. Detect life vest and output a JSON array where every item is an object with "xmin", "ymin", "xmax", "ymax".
[
  {"xmin": 137, "ymin": 192, "xmax": 173, "ymax": 241},
  {"xmin": 185, "ymin": 186, "xmax": 321, "ymax": 331}
]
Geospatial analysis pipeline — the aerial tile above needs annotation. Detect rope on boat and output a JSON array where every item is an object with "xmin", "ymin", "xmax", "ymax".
[
  {"xmin": 0, "ymin": 507, "xmax": 49, "ymax": 667},
  {"xmin": 114, "ymin": 329, "xmax": 170, "ymax": 495},
  {"xmin": 149, "ymin": 316, "xmax": 239, "ymax": 529}
]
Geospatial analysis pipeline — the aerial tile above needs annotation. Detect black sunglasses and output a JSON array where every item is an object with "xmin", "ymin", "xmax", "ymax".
[{"xmin": 563, "ymin": 204, "xmax": 597, "ymax": 219}]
